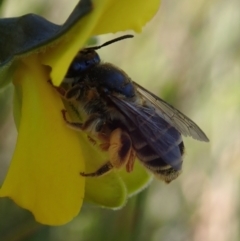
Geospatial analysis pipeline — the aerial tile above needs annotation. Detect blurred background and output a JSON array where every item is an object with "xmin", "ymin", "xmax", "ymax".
[{"xmin": 1, "ymin": 0, "xmax": 240, "ymax": 240}]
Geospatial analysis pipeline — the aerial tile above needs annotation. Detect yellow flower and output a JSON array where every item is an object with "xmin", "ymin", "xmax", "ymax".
[{"xmin": 0, "ymin": 0, "xmax": 160, "ymax": 225}]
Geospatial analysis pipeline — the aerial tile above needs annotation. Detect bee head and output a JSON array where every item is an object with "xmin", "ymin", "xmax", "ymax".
[
  {"xmin": 66, "ymin": 35, "xmax": 134, "ymax": 78},
  {"xmin": 66, "ymin": 49, "xmax": 100, "ymax": 78}
]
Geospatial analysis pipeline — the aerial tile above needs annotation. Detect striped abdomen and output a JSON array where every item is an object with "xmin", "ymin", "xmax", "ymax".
[{"xmin": 126, "ymin": 115, "xmax": 185, "ymax": 183}]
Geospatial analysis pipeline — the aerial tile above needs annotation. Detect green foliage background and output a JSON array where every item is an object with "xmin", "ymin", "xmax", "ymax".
[{"xmin": 1, "ymin": 0, "xmax": 240, "ymax": 240}]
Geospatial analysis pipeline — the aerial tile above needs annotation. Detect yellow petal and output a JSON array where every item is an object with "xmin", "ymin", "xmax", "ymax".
[
  {"xmin": 0, "ymin": 55, "xmax": 85, "ymax": 225},
  {"xmin": 40, "ymin": 0, "xmax": 161, "ymax": 86},
  {"xmin": 91, "ymin": 0, "xmax": 161, "ymax": 34}
]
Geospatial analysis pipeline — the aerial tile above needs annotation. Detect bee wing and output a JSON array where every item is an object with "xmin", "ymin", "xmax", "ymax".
[
  {"xmin": 108, "ymin": 95, "xmax": 183, "ymax": 170},
  {"xmin": 133, "ymin": 81, "xmax": 209, "ymax": 142}
]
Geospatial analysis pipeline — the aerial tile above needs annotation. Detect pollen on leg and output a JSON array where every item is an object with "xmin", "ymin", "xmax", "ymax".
[
  {"xmin": 99, "ymin": 142, "xmax": 110, "ymax": 151},
  {"xmin": 98, "ymin": 132, "xmax": 110, "ymax": 151},
  {"xmin": 79, "ymin": 128, "xmax": 136, "ymax": 178},
  {"xmin": 126, "ymin": 149, "xmax": 136, "ymax": 173},
  {"xmin": 108, "ymin": 128, "xmax": 133, "ymax": 170}
]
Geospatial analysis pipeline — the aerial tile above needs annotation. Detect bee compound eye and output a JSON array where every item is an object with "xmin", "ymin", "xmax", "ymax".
[
  {"xmin": 66, "ymin": 61, "xmax": 82, "ymax": 78},
  {"xmin": 123, "ymin": 83, "xmax": 135, "ymax": 98}
]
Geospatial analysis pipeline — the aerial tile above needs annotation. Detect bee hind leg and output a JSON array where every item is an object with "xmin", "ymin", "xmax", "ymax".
[
  {"xmin": 126, "ymin": 148, "xmax": 136, "ymax": 173},
  {"xmin": 80, "ymin": 128, "xmax": 136, "ymax": 177},
  {"xmin": 108, "ymin": 128, "xmax": 134, "ymax": 170},
  {"xmin": 80, "ymin": 162, "xmax": 113, "ymax": 177}
]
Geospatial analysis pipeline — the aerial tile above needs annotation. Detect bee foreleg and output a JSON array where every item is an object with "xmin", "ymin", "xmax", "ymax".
[
  {"xmin": 61, "ymin": 109, "xmax": 83, "ymax": 130},
  {"xmin": 65, "ymin": 84, "xmax": 83, "ymax": 100},
  {"xmin": 49, "ymin": 79, "xmax": 83, "ymax": 101},
  {"xmin": 48, "ymin": 79, "xmax": 66, "ymax": 96}
]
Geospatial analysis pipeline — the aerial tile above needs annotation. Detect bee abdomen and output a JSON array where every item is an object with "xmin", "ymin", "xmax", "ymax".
[
  {"xmin": 140, "ymin": 143, "xmax": 184, "ymax": 183},
  {"xmin": 129, "ymin": 124, "xmax": 185, "ymax": 171},
  {"xmin": 136, "ymin": 144, "xmax": 177, "ymax": 171},
  {"xmin": 155, "ymin": 167, "xmax": 182, "ymax": 183},
  {"xmin": 127, "ymin": 125, "xmax": 148, "ymax": 149}
]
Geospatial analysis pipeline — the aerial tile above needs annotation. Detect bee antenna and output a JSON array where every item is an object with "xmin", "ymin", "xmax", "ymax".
[{"xmin": 87, "ymin": 35, "xmax": 134, "ymax": 50}]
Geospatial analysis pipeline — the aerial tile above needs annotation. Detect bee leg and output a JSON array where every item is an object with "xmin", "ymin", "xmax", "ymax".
[
  {"xmin": 62, "ymin": 109, "xmax": 103, "ymax": 132},
  {"xmin": 99, "ymin": 142, "xmax": 110, "ymax": 151},
  {"xmin": 49, "ymin": 79, "xmax": 83, "ymax": 101},
  {"xmin": 80, "ymin": 128, "xmax": 135, "ymax": 177},
  {"xmin": 126, "ymin": 149, "xmax": 136, "ymax": 173},
  {"xmin": 108, "ymin": 128, "xmax": 135, "ymax": 171},
  {"xmin": 87, "ymin": 135, "xmax": 97, "ymax": 146},
  {"xmin": 80, "ymin": 162, "xmax": 113, "ymax": 177},
  {"xmin": 97, "ymin": 133, "xmax": 110, "ymax": 151},
  {"xmin": 61, "ymin": 109, "xmax": 83, "ymax": 130},
  {"xmin": 48, "ymin": 79, "xmax": 66, "ymax": 96},
  {"xmin": 65, "ymin": 84, "xmax": 83, "ymax": 100}
]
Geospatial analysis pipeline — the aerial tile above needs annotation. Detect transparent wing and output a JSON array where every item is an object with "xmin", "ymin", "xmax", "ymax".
[
  {"xmin": 108, "ymin": 95, "xmax": 183, "ymax": 170},
  {"xmin": 133, "ymin": 81, "xmax": 209, "ymax": 142}
]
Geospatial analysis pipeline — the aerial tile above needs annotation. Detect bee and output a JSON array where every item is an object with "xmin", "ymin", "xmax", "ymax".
[{"xmin": 55, "ymin": 35, "xmax": 209, "ymax": 183}]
